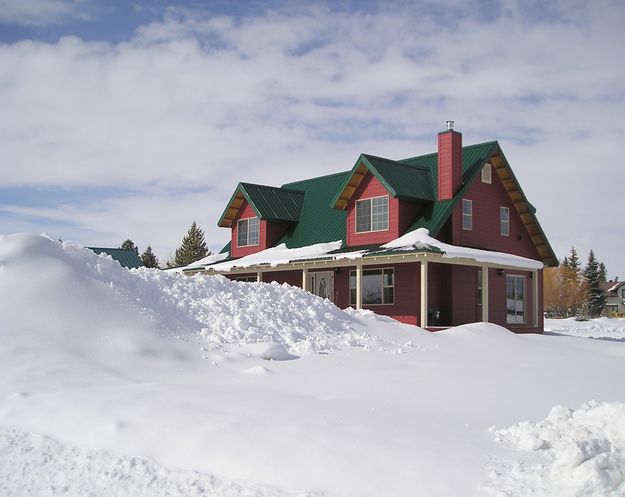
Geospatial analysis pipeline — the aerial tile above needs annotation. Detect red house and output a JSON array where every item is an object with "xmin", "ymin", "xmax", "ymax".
[{"xmin": 186, "ymin": 124, "xmax": 557, "ymax": 332}]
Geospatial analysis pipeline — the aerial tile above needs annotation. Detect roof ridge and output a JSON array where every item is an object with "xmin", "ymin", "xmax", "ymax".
[
  {"xmin": 239, "ymin": 182, "xmax": 305, "ymax": 194},
  {"xmin": 282, "ymin": 170, "xmax": 350, "ymax": 188},
  {"xmin": 363, "ymin": 153, "xmax": 431, "ymax": 172},
  {"xmin": 399, "ymin": 140, "xmax": 498, "ymax": 164}
]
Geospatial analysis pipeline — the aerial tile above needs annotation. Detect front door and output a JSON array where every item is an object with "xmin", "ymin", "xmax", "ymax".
[{"xmin": 308, "ymin": 271, "xmax": 334, "ymax": 302}]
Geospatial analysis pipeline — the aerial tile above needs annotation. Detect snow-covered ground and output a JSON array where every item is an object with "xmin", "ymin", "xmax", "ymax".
[
  {"xmin": 1, "ymin": 234, "xmax": 624, "ymax": 497},
  {"xmin": 545, "ymin": 317, "xmax": 625, "ymax": 340}
]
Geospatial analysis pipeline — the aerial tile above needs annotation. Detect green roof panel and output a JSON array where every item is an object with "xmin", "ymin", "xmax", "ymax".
[{"xmin": 88, "ymin": 247, "xmax": 144, "ymax": 269}]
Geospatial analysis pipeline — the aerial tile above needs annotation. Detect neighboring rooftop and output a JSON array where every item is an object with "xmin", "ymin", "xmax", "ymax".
[{"xmin": 87, "ymin": 247, "xmax": 144, "ymax": 269}]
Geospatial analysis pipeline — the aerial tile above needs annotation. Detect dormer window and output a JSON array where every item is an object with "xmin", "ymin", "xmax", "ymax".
[
  {"xmin": 237, "ymin": 217, "xmax": 260, "ymax": 247},
  {"xmin": 481, "ymin": 163, "xmax": 492, "ymax": 184},
  {"xmin": 356, "ymin": 195, "xmax": 389, "ymax": 233}
]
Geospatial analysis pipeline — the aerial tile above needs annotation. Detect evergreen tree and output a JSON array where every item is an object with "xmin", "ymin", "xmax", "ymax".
[
  {"xmin": 583, "ymin": 250, "xmax": 606, "ymax": 318},
  {"xmin": 173, "ymin": 222, "xmax": 210, "ymax": 266},
  {"xmin": 562, "ymin": 246, "xmax": 580, "ymax": 271},
  {"xmin": 120, "ymin": 239, "xmax": 139, "ymax": 255},
  {"xmin": 141, "ymin": 246, "xmax": 159, "ymax": 268},
  {"xmin": 598, "ymin": 262, "xmax": 607, "ymax": 283}
]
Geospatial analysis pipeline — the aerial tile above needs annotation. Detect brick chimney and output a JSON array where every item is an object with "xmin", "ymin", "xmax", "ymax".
[{"xmin": 437, "ymin": 121, "xmax": 462, "ymax": 201}]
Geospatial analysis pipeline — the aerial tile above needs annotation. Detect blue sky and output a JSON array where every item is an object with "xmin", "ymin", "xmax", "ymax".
[{"xmin": 1, "ymin": 0, "xmax": 624, "ymax": 276}]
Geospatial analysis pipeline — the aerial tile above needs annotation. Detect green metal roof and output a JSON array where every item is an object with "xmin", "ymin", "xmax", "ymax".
[
  {"xmin": 360, "ymin": 154, "xmax": 434, "ymax": 201},
  {"xmin": 218, "ymin": 182, "xmax": 305, "ymax": 227},
  {"xmin": 279, "ymin": 172, "xmax": 349, "ymax": 248},
  {"xmin": 87, "ymin": 247, "xmax": 144, "ymax": 269},
  {"xmin": 401, "ymin": 141, "xmax": 498, "ymax": 234}
]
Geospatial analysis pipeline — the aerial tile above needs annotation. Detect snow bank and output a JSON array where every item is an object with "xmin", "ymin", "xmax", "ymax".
[
  {"xmin": 0, "ymin": 427, "xmax": 318, "ymax": 497},
  {"xmin": 487, "ymin": 401, "xmax": 625, "ymax": 496},
  {"xmin": 545, "ymin": 318, "xmax": 625, "ymax": 340},
  {"xmin": 0, "ymin": 234, "xmax": 375, "ymax": 356}
]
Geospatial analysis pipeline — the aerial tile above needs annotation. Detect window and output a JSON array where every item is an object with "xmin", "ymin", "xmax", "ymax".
[
  {"xmin": 237, "ymin": 217, "xmax": 259, "ymax": 247},
  {"xmin": 481, "ymin": 163, "xmax": 492, "ymax": 184},
  {"xmin": 500, "ymin": 207, "xmax": 510, "ymax": 236},
  {"xmin": 356, "ymin": 196, "xmax": 389, "ymax": 233},
  {"xmin": 462, "ymin": 199, "xmax": 472, "ymax": 230},
  {"xmin": 235, "ymin": 276, "xmax": 257, "ymax": 282},
  {"xmin": 506, "ymin": 275, "xmax": 525, "ymax": 324},
  {"xmin": 349, "ymin": 268, "xmax": 394, "ymax": 305}
]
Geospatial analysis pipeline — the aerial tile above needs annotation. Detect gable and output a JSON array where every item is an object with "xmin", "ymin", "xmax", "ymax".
[
  {"xmin": 333, "ymin": 154, "xmax": 434, "ymax": 210},
  {"xmin": 218, "ymin": 182, "xmax": 305, "ymax": 228}
]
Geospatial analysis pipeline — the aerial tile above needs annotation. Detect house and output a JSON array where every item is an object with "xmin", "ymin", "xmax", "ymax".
[
  {"xmin": 185, "ymin": 123, "xmax": 557, "ymax": 332},
  {"xmin": 87, "ymin": 247, "xmax": 144, "ymax": 269},
  {"xmin": 601, "ymin": 280, "xmax": 625, "ymax": 317}
]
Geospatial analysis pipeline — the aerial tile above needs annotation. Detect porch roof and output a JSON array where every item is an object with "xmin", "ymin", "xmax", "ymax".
[{"xmin": 184, "ymin": 228, "xmax": 543, "ymax": 275}]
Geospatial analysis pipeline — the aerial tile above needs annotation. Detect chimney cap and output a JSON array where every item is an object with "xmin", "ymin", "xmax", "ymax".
[{"xmin": 446, "ymin": 120, "xmax": 454, "ymax": 131}]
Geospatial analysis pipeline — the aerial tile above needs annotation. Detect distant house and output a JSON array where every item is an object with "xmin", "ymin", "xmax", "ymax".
[
  {"xmin": 185, "ymin": 124, "xmax": 557, "ymax": 332},
  {"xmin": 87, "ymin": 247, "xmax": 144, "ymax": 269},
  {"xmin": 601, "ymin": 280, "xmax": 625, "ymax": 317}
]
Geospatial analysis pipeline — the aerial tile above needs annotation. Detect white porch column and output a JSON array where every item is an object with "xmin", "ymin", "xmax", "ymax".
[
  {"xmin": 302, "ymin": 268, "xmax": 308, "ymax": 291},
  {"xmin": 481, "ymin": 265, "xmax": 489, "ymax": 322},
  {"xmin": 533, "ymin": 269, "xmax": 539, "ymax": 327},
  {"xmin": 256, "ymin": 271, "xmax": 262, "ymax": 283},
  {"xmin": 356, "ymin": 264, "xmax": 363, "ymax": 310},
  {"xmin": 420, "ymin": 260, "xmax": 428, "ymax": 328}
]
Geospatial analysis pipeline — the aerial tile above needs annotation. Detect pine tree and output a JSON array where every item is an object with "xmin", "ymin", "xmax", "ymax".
[
  {"xmin": 120, "ymin": 239, "xmax": 139, "ymax": 255},
  {"xmin": 598, "ymin": 262, "xmax": 607, "ymax": 283},
  {"xmin": 562, "ymin": 247, "xmax": 580, "ymax": 271},
  {"xmin": 583, "ymin": 250, "xmax": 606, "ymax": 318},
  {"xmin": 173, "ymin": 222, "xmax": 210, "ymax": 266},
  {"xmin": 141, "ymin": 246, "xmax": 159, "ymax": 268}
]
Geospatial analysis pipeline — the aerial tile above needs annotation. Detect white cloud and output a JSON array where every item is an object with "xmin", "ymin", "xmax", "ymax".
[
  {"xmin": 0, "ymin": 0, "xmax": 92, "ymax": 26},
  {"xmin": 1, "ymin": 1, "xmax": 625, "ymax": 274}
]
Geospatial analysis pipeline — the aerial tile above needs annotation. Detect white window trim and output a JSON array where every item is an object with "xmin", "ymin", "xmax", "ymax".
[
  {"xmin": 349, "ymin": 267, "xmax": 395, "ymax": 306},
  {"xmin": 355, "ymin": 195, "xmax": 390, "ymax": 234},
  {"xmin": 236, "ymin": 217, "xmax": 260, "ymax": 247},
  {"xmin": 481, "ymin": 163, "xmax": 492, "ymax": 184},
  {"xmin": 500, "ymin": 206, "xmax": 510, "ymax": 236},
  {"xmin": 506, "ymin": 274, "xmax": 526, "ymax": 324},
  {"xmin": 462, "ymin": 199, "xmax": 473, "ymax": 231}
]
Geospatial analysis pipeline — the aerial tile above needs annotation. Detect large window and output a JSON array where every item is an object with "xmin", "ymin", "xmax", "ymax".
[
  {"xmin": 462, "ymin": 199, "xmax": 473, "ymax": 230},
  {"xmin": 349, "ymin": 268, "xmax": 394, "ymax": 305},
  {"xmin": 356, "ymin": 196, "xmax": 389, "ymax": 233},
  {"xmin": 500, "ymin": 207, "xmax": 510, "ymax": 236},
  {"xmin": 237, "ymin": 217, "xmax": 260, "ymax": 247},
  {"xmin": 506, "ymin": 275, "xmax": 525, "ymax": 324}
]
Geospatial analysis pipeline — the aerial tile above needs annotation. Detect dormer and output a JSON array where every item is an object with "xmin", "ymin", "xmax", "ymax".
[
  {"xmin": 218, "ymin": 183, "xmax": 304, "ymax": 258},
  {"xmin": 332, "ymin": 154, "xmax": 434, "ymax": 247}
]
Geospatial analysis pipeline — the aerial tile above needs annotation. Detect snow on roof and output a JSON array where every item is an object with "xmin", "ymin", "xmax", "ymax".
[{"xmin": 189, "ymin": 228, "xmax": 542, "ymax": 272}]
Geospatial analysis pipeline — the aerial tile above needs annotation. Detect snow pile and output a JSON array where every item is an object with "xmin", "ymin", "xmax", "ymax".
[
  {"xmin": 0, "ymin": 427, "xmax": 321, "ymax": 497},
  {"xmin": 545, "ymin": 318, "xmax": 625, "ymax": 340},
  {"xmin": 0, "ymin": 233, "xmax": 374, "ymax": 355},
  {"xmin": 487, "ymin": 402, "xmax": 625, "ymax": 496}
]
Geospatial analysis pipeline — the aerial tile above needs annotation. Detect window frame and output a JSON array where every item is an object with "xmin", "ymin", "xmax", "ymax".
[
  {"xmin": 355, "ymin": 195, "xmax": 390, "ymax": 234},
  {"xmin": 349, "ymin": 267, "xmax": 395, "ymax": 306},
  {"xmin": 481, "ymin": 163, "xmax": 492, "ymax": 184},
  {"xmin": 236, "ymin": 216, "xmax": 260, "ymax": 247},
  {"xmin": 500, "ymin": 206, "xmax": 510, "ymax": 236},
  {"xmin": 506, "ymin": 274, "xmax": 526, "ymax": 324},
  {"xmin": 462, "ymin": 199, "xmax": 473, "ymax": 231}
]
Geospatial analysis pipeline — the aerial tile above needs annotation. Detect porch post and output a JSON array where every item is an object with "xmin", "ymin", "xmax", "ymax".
[
  {"xmin": 256, "ymin": 271, "xmax": 262, "ymax": 283},
  {"xmin": 302, "ymin": 267, "xmax": 308, "ymax": 291},
  {"xmin": 532, "ymin": 269, "xmax": 539, "ymax": 327},
  {"xmin": 420, "ymin": 260, "xmax": 428, "ymax": 328},
  {"xmin": 481, "ymin": 265, "xmax": 489, "ymax": 322},
  {"xmin": 356, "ymin": 264, "xmax": 363, "ymax": 310}
]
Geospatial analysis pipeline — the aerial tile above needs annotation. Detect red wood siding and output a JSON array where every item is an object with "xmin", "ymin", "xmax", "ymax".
[
  {"xmin": 230, "ymin": 201, "xmax": 290, "ymax": 258},
  {"xmin": 450, "ymin": 168, "xmax": 542, "ymax": 260},
  {"xmin": 261, "ymin": 270, "xmax": 301, "ymax": 287},
  {"xmin": 346, "ymin": 173, "xmax": 400, "ymax": 246}
]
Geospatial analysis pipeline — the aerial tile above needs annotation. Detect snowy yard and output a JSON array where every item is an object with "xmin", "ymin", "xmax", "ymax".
[{"xmin": 1, "ymin": 234, "xmax": 624, "ymax": 497}]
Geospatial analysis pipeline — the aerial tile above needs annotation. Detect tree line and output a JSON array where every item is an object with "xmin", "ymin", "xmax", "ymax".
[
  {"xmin": 120, "ymin": 221, "xmax": 212, "ymax": 269},
  {"xmin": 544, "ymin": 247, "xmax": 607, "ymax": 319}
]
